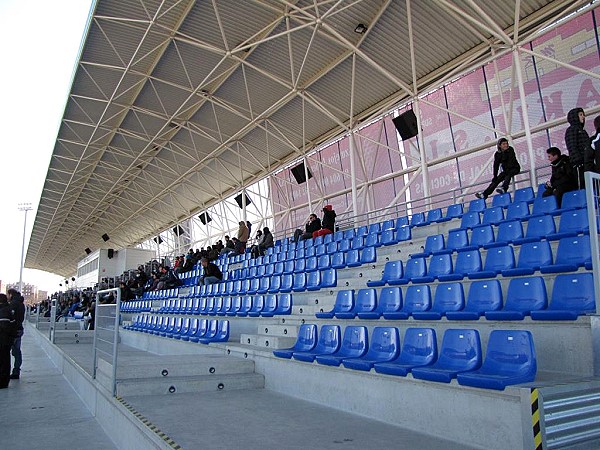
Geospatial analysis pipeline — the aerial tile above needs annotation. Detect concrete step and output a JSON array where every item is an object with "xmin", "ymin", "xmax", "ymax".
[
  {"xmin": 225, "ymin": 342, "xmax": 274, "ymax": 359},
  {"xmin": 53, "ymin": 330, "xmax": 94, "ymax": 344},
  {"xmin": 258, "ymin": 324, "xmax": 298, "ymax": 338},
  {"xmin": 292, "ymin": 305, "xmax": 322, "ymax": 315},
  {"xmin": 239, "ymin": 333, "xmax": 296, "ymax": 349},
  {"xmin": 37, "ymin": 321, "xmax": 83, "ymax": 331},
  {"xmin": 97, "ymin": 354, "xmax": 255, "ymax": 380},
  {"xmin": 97, "ymin": 371, "xmax": 264, "ymax": 396}
]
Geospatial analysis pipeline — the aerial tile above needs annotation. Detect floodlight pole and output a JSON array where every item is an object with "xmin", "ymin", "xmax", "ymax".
[{"xmin": 18, "ymin": 203, "xmax": 32, "ymax": 294}]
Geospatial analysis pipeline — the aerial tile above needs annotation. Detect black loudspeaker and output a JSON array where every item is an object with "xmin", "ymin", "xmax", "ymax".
[
  {"xmin": 107, "ymin": 249, "xmax": 114, "ymax": 259},
  {"xmin": 392, "ymin": 109, "xmax": 419, "ymax": 140},
  {"xmin": 71, "ymin": 277, "xmax": 75, "ymax": 282},
  {"xmin": 172, "ymin": 225, "xmax": 185, "ymax": 236},
  {"xmin": 153, "ymin": 236, "xmax": 163, "ymax": 245},
  {"xmin": 102, "ymin": 233, "xmax": 110, "ymax": 242},
  {"xmin": 85, "ymin": 248, "xmax": 92, "ymax": 255},
  {"xmin": 290, "ymin": 162, "xmax": 313, "ymax": 184},
  {"xmin": 199, "ymin": 212, "xmax": 212, "ymax": 225},
  {"xmin": 234, "ymin": 193, "xmax": 252, "ymax": 208}
]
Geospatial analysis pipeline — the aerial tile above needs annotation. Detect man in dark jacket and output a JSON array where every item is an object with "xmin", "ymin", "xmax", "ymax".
[
  {"xmin": 7, "ymin": 289, "xmax": 24, "ymax": 380},
  {"xmin": 565, "ymin": 107, "xmax": 594, "ymax": 189},
  {"xmin": 542, "ymin": 147, "xmax": 577, "ymax": 207},
  {"xmin": 294, "ymin": 214, "xmax": 322, "ymax": 242},
  {"xmin": 0, "ymin": 293, "xmax": 16, "ymax": 388},
  {"xmin": 476, "ymin": 138, "xmax": 521, "ymax": 200},
  {"xmin": 198, "ymin": 257, "xmax": 223, "ymax": 286},
  {"xmin": 319, "ymin": 205, "xmax": 337, "ymax": 235}
]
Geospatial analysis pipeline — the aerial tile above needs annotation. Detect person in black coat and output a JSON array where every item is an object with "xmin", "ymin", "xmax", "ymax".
[
  {"xmin": 0, "ymin": 293, "xmax": 16, "ymax": 388},
  {"xmin": 476, "ymin": 138, "xmax": 521, "ymax": 200},
  {"xmin": 7, "ymin": 289, "xmax": 24, "ymax": 380},
  {"xmin": 542, "ymin": 147, "xmax": 577, "ymax": 207},
  {"xmin": 294, "ymin": 214, "xmax": 321, "ymax": 242},
  {"xmin": 565, "ymin": 107, "xmax": 594, "ymax": 189}
]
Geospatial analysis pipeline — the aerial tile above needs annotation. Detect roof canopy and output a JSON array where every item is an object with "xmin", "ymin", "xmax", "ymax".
[{"xmin": 27, "ymin": 0, "xmax": 581, "ymax": 276}]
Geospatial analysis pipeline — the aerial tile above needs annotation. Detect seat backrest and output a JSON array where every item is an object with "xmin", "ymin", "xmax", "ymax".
[
  {"xmin": 555, "ymin": 235, "xmax": 592, "ymax": 266},
  {"xmin": 360, "ymin": 246, "xmax": 377, "ymax": 264},
  {"xmin": 396, "ymin": 226, "xmax": 412, "ymax": 242},
  {"xmin": 470, "ymin": 224, "xmax": 495, "ymax": 248},
  {"xmin": 283, "ymin": 260, "xmax": 295, "ymax": 273},
  {"xmin": 338, "ymin": 239, "xmax": 351, "ymax": 252},
  {"xmin": 239, "ymin": 296, "xmax": 253, "ymax": 313},
  {"xmin": 492, "ymin": 192, "xmax": 512, "ymax": 208},
  {"xmin": 323, "ymin": 233, "xmax": 334, "ymax": 244},
  {"xmin": 305, "ymin": 256, "xmax": 318, "ymax": 271},
  {"xmin": 351, "ymin": 236, "xmax": 365, "ymax": 249},
  {"xmin": 481, "ymin": 330, "xmax": 536, "ymax": 377},
  {"xmin": 465, "ymin": 280, "xmax": 502, "ymax": 312},
  {"xmin": 426, "ymin": 208, "xmax": 443, "ymax": 223},
  {"xmin": 379, "ymin": 287, "xmax": 403, "ymax": 312},
  {"xmin": 396, "ymin": 216, "xmax": 409, "ymax": 228},
  {"xmin": 446, "ymin": 228, "xmax": 469, "ymax": 252},
  {"xmin": 365, "ymin": 233, "xmax": 380, "ymax": 247},
  {"xmin": 326, "ymin": 241, "xmax": 338, "ymax": 253},
  {"xmin": 514, "ymin": 187, "xmax": 535, "ymax": 204},
  {"xmin": 315, "ymin": 244, "xmax": 327, "ymax": 256},
  {"xmin": 333, "ymin": 230, "xmax": 344, "ymax": 241},
  {"xmin": 380, "ymin": 260, "xmax": 403, "ymax": 283},
  {"xmin": 525, "ymin": 215, "xmax": 556, "ymax": 239},
  {"xmin": 551, "ymin": 273, "xmax": 595, "ymax": 312},
  {"xmin": 482, "ymin": 206, "xmax": 505, "ymax": 225},
  {"xmin": 356, "ymin": 226, "xmax": 369, "ymax": 237},
  {"xmin": 294, "ymin": 259, "xmax": 306, "ymax": 273},
  {"xmin": 424, "ymin": 234, "xmax": 445, "ymax": 254},
  {"xmin": 355, "ymin": 289, "xmax": 377, "ymax": 313},
  {"xmin": 532, "ymin": 195, "xmax": 558, "ymax": 216},
  {"xmin": 516, "ymin": 241, "xmax": 553, "ymax": 270},
  {"xmin": 369, "ymin": 223, "xmax": 382, "ymax": 234},
  {"xmin": 505, "ymin": 276, "xmax": 548, "ymax": 312},
  {"xmin": 366, "ymin": 327, "xmax": 400, "ymax": 360},
  {"xmin": 454, "ymin": 249, "xmax": 482, "ymax": 274},
  {"xmin": 280, "ymin": 273, "xmax": 294, "ymax": 290},
  {"xmin": 333, "ymin": 290, "xmax": 355, "ymax": 313},
  {"xmin": 405, "ymin": 257, "xmax": 427, "ymax": 279},
  {"xmin": 250, "ymin": 296, "xmax": 264, "ymax": 313},
  {"xmin": 331, "ymin": 252, "xmax": 346, "ymax": 267},
  {"xmin": 345, "ymin": 249, "xmax": 360, "ymax": 266},
  {"xmin": 382, "ymin": 219, "xmax": 395, "ymax": 231},
  {"xmin": 445, "ymin": 203, "xmax": 463, "ymax": 219},
  {"xmin": 496, "ymin": 220, "xmax": 523, "ymax": 243},
  {"xmin": 506, "ymin": 201, "xmax": 530, "ymax": 220},
  {"xmin": 344, "ymin": 229, "xmax": 356, "ymax": 240},
  {"xmin": 317, "ymin": 254, "xmax": 331, "ymax": 270},
  {"xmin": 292, "ymin": 272, "xmax": 306, "ymax": 290},
  {"xmin": 403, "ymin": 285, "xmax": 432, "ymax": 313},
  {"xmin": 460, "ymin": 211, "xmax": 480, "ymax": 229},
  {"xmin": 560, "ymin": 189, "xmax": 586, "ymax": 210},
  {"xmin": 339, "ymin": 326, "xmax": 368, "ymax": 357},
  {"xmin": 294, "ymin": 324, "xmax": 318, "ymax": 351},
  {"xmin": 316, "ymin": 325, "xmax": 341, "ymax": 352},
  {"xmin": 431, "ymin": 282, "xmax": 464, "ymax": 313},
  {"xmin": 468, "ymin": 198, "xmax": 486, "ymax": 213},
  {"xmin": 483, "ymin": 245, "xmax": 515, "ymax": 272},
  {"xmin": 320, "ymin": 268, "xmax": 337, "ymax": 288},
  {"xmin": 410, "ymin": 212, "xmax": 426, "ymax": 227},
  {"xmin": 398, "ymin": 328, "xmax": 437, "ymax": 365},
  {"xmin": 437, "ymin": 329, "xmax": 482, "ymax": 371},
  {"xmin": 557, "ymin": 209, "xmax": 589, "ymax": 234},
  {"xmin": 427, "ymin": 254, "xmax": 453, "ymax": 278},
  {"xmin": 275, "ymin": 293, "xmax": 292, "ymax": 314}
]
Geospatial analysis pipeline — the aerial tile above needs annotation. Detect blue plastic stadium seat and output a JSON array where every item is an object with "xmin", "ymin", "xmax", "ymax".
[
  {"xmin": 398, "ymin": 225, "xmax": 412, "ymax": 242},
  {"xmin": 380, "ymin": 229, "xmax": 398, "ymax": 246},
  {"xmin": 502, "ymin": 241, "xmax": 552, "ymax": 277},
  {"xmin": 257, "ymin": 276, "xmax": 270, "ymax": 295},
  {"xmin": 468, "ymin": 198, "xmax": 486, "ymax": 213},
  {"xmin": 424, "ymin": 208, "xmax": 447, "ymax": 225},
  {"xmin": 531, "ymin": 273, "xmax": 595, "ymax": 320},
  {"xmin": 482, "ymin": 206, "xmax": 505, "ymax": 225},
  {"xmin": 351, "ymin": 236, "xmax": 365, "ymax": 251},
  {"xmin": 336, "ymin": 288, "xmax": 377, "ymax": 320},
  {"xmin": 217, "ymin": 297, "xmax": 231, "ymax": 316},
  {"xmin": 506, "ymin": 201, "xmax": 530, "ymax": 221},
  {"xmin": 412, "ymin": 234, "xmax": 445, "ymax": 258},
  {"xmin": 344, "ymin": 229, "xmax": 356, "ymax": 240},
  {"xmin": 548, "ymin": 209, "xmax": 589, "ymax": 240},
  {"xmin": 514, "ymin": 187, "xmax": 535, "ymax": 204},
  {"xmin": 316, "ymin": 290, "xmax": 354, "ymax": 319},
  {"xmin": 247, "ymin": 296, "xmax": 265, "ymax": 317},
  {"xmin": 456, "ymin": 211, "xmax": 480, "ymax": 230},
  {"xmin": 323, "ymin": 233, "xmax": 334, "ymax": 244},
  {"xmin": 412, "ymin": 254, "xmax": 453, "ymax": 284},
  {"xmin": 273, "ymin": 324, "xmax": 318, "ymax": 359},
  {"xmin": 331, "ymin": 252, "xmax": 346, "ymax": 269},
  {"xmin": 293, "ymin": 325, "xmax": 341, "ymax": 362},
  {"xmin": 369, "ymin": 223, "xmax": 382, "ymax": 235},
  {"xmin": 316, "ymin": 326, "xmax": 368, "ymax": 366},
  {"xmin": 292, "ymin": 272, "xmax": 307, "ymax": 292},
  {"xmin": 343, "ymin": 327, "xmax": 400, "ymax": 371},
  {"xmin": 489, "ymin": 220, "xmax": 524, "ymax": 248},
  {"xmin": 445, "ymin": 203, "xmax": 464, "ymax": 220},
  {"xmin": 434, "ymin": 228, "xmax": 469, "ymax": 255},
  {"xmin": 412, "ymin": 282, "xmax": 465, "ymax": 320},
  {"xmin": 305, "ymin": 270, "xmax": 321, "ymax": 291},
  {"xmin": 485, "ymin": 276, "xmax": 547, "ymax": 320},
  {"xmin": 446, "ymin": 280, "xmax": 502, "ymax": 320},
  {"xmin": 338, "ymin": 239, "xmax": 351, "ymax": 252},
  {"xmin": 540, "ymin": 235, "xmax": 592, "ymax": 273},
  {"xmin": 188, "ymin": 319, "xmax": 209, "ymax": 342},
  {"xmin": 236, "ymin": 296, "xmax": 253, "ymax": 317},
  {"xmin": 492, "ymin": 192, "xmax": 512, "ymax": 209},
  {"xmin": 530, "ymin": 195, "xmax": 558, "ymax": 217},
  {"xmin": 382, "ymin": 219, "xmax": 395, "ymax": 231},
  {"xmin": 317, "ymin": 254, "xmax": 331, "ymax": 271},
  {"xmin": 438, "ymin": 249, "xmax": 482, "ymax": 282},
  {"xmin": 468, "ymin": 245, "xmax": 515, "ymax": 279},
  {"xmin": 457, "ymin": 330, "xmax": 537, "ymax": 390},
  {"xmin": 359, "ymin": 287, "xmax": 402, "ymax": 320},
  {"xmin": 199, "ymin": 320, "xmax": 230, "ymax": 344},
  {"xmin": 279, "ymin": 273, "xmax": 294, "ymax": 293},
  {"xmin": 391, "ymin": 257, "xmax": 426, "ymax": 285},
  {"xmin": 410, "ymin": 212, "xmax": 426, "ymax": 227},
  {"xmin": 359, "ymin": 246, "xmax": 377, "ymax": 265},
  {"xmin": 365, "ymin": 233, "xmax": 381, "ymax": 248},
  {"xmin": 333, "ymin": 230, "xmax": 344, "ymax": 242},
  {"xmin": 468, "ymin": 224, "xmax": 495, "ymax": 249},
  {"xmin": 555, "ymin": 189, "xmax": 586, "ymax": 212},
  {"xmin": 383, "ymin": 285, "xmax": 431, "ymax": 320},
  {"xmin": 374, "ymin": 328, "xmax": 437, "ymax": 376},
  {"xmin": 246, "ymin": 278, "xmax": 260, "ymax": 295},
  {"xmin": 411, "ymin": 329, "xmax": 482, "ymax": 383},
  {"xmin": 345, "ymin": 249, "xmax": 361, "ymax": 268}
]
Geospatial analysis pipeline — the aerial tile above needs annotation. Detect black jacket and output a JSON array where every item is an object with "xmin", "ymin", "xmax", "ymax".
[
  {"xmin": 10, "ymin": 294, "xmax": 25, "ymax": 332},
  {"xmin": 202, "ymin": 262, "xmax": 223, "ymax": 280},
  {"xmin": 550, "ymin": 154, "xmax": 577, "ymax": 190},
  {"xmin": 322, "ymin": 209, "xmax": 337, "ymax": 232},
  {"xmin": 0, "ymin": 302, "xmax": 16, "ymax": 345},
  {"xmin": 305, "ymin": 217, "xmax": 322, "ymax": 234},
  {"xmin": 565, "ymin": 108, "xmax": 593, "ymax": 168},
  {"xmin": 493, "ymin": 146, "xmax": 520, "ymax": 177}
]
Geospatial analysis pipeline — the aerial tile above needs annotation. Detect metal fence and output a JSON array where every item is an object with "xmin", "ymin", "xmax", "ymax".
[{"xmin": 92, "ymin": 288, "xmax": 121, "ymax": 397}]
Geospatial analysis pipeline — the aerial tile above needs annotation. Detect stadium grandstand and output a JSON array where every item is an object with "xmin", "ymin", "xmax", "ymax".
[{"xmin": 16, "ymin": 0, "xmax": 600, "ymax": 449}]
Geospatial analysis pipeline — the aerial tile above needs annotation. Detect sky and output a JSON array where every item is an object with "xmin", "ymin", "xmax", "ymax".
[{"xmin": 0, "ymin": 0, "xmax": 94, "ymax": 293}]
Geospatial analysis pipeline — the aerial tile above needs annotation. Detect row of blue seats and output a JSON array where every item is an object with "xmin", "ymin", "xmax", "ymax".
[
  {"xmin": 369, "ymin": 236, "xmax": 592, "ymax": 286},
  {"xmin": 274, "ymin": 324, "xmax": 536, "ymax": 390},
  {"xmin": 121, "ymin": 300, "xmax": 152, "ymax": 313},
  {"xmin": 155, "ymin": 293, "xmax": 292, "ymax": 317},
  {"xmin": 319, "ymin": 273, "xmax": 594, "ymax": 321},
  {"xmin": 124, "ymin": 316, "xmax": 229, "ymax": 344}
]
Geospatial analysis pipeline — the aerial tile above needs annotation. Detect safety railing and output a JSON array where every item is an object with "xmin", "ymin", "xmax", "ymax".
[
  {"xmin": 585, "ymin": 172, "xmax": 600, "ymax": 314},
  {"xmin": 92, "ymin": 288, "xmax": 121, "ymax": 397}
]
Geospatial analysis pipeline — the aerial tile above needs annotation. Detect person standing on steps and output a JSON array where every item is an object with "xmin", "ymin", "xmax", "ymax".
[
  {"xmin": 0, "ymin": 293, "xmax": 16, "ymax": 388},
  {"xmin": 7, "ymin": 289, "xmax": 24, "ymax": 380},
  {"xmin": 475, "ymin": 138, "xmax": 521, "ymax": 200}
]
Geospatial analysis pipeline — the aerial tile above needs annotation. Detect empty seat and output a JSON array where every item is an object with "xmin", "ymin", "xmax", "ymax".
[
  {"xmin": 345, "ymin": 249, "xmax": 361, "ymax": 268},
  {"xmin": 261, "ymin": 293, "xmax": 292, "ymax": 317},
  {"xmin": 382, "ymin": 219, "xmax": 395, "ymax": 231},
  {"xmin": 489, "ymin": 220, "xmax": 524, "ymax": 247},
  {"xmin": 368, "ymin": 223, "xmax": 382, "ymax": 234},
  {"xmin": 506, "ymin": 201, "xmax": 530, "ymax": 221},
  {"xmin": 502, "ymin": 241, "xmax": 552, "ymax": 276},
  {"xmin": 412, "ymin": 234, "xmax": 445, "ymax": 258},
  {"xmin": 514, "ymin": 187, "xmax": 535, "ymax": 204},
  {"xmin": 468, "ymin": 224, "xmax": 495, "ymax": 249},
  {"xmin": 482, "ymin": 206, "xmax": 505, "ymax": 225},
  {"xmin": 199, "ymin": 320, "xmax": 230, "ymax": 344},
  {"xmin": 446, "ymin": 280, "xmax": 503, "ymax": 321},
  {"xmin": 392, "ymin": 257, "xmax": 426, "ymax": 285},
  {"xmin": 380, "ymin": 229, "xmax": 398, "ymax": 246},
  {"xmin": 541, "ymin": 235, "xmax": 592, "ymax": 273},
  {"xmin": 257, "ymin": 276, "xmax": 270, "ymax": 295},
  {"xmin": 365, "ymin": 233, "xmax": 381, "ymax": 248},
  {"xmin": 556, "ymin": 189, "xmax": 586, "ymax": 212},
  {"xmin": 318, "ymin": 268, "xmax": 337, "ymax": 289},
  {"xmin": 424, "ymin": 207, "xmax": 447, "ymax": 224},
  {"xmin": 367, "ymin": 260, "xmax": 404, "ymax": 287},
  {"xmin": 358, "ymin": 287, "xmax": 402, "ymax": 320},
  {"xmin": 485, "ymin": 276, "xmax": 547, "ymax": 320},
  {"xmin": 351, "ymin": 236, "xmax": 365, "ymax": 250},
  {"xmin": 412, "ymin": 329, "xmax": 482, "ymax": 383},
  {"xmin": 412, "ymin": 282, "xmax": 465, "ymax": 320},
  {"xmin": 530, "ymin": 195, "xmax": 558, "ymax": 217},
  {"xmin": 468, "ymin": 198, "xmax": 486, "ymax": 213},
  {"xmin": 396, "ymin": 216, "xmax": 410, "ymax": 228},
  {"xmin": 396, "ymin": 225, "xmax": 412, "ymax": 242},
  {"xmin": 292, "ymin": 272, "xmax": 307, "ymax": 292},
  {"xmin": 435, "ymin": 228, "xmax": 469, "ymax": 255},
  {"xmin": 342, "ymin": 327, "xmax": 400, "ymax": 371},
  {"xmin": 316, "ymin": 326, "xmax": 368, "ymax": 366},
  {"xmin": 445, "ymin": 203, "xmax": 464, "ymax": 220},
  {"xmin": 305, "ymin": 270, "xmax": 321, "ymax": 291},
  {"xmin": 548, "ymin": 209, "xmax": 589, "ymax": 240},
  {"xmin": 236, "ymin": 296, "xmax": 254, "ymax": 317},
  {"xmin": 438, "ymin": 249, "xmax": 482, "ymax": 282},
  {"xmin": 316, "ymin": 290, "xmax": 354, "ymax": 319},
  {"xmin": 293, "ymin": 325, "xmax": 341, "ymax": 362},
  {"xmin": 336, "ymin": 288, "xmax": 377, "ymax": 319},
  {"xmin": 412, "ymin": 254, "xmax": 453, "ymax": 284},
  {"xmin": 188, "ymin": 319, "xmax": 209, "ymax": 343},
  {"xmin": 410, "ymin": 212, "xmax": 426, "ymax": 227},
  {"xmin": 225, "ymin": 297, "xmax": 241, "ymax": 316},
  {"xmin": 457, "ymin": 330, "xmax": 537, "ymax": 390},
  {"xmin": 373, "ymin": 328, "xmax": 437, "ymax": 376},
  {"xmin": 247, "ymin": 296, "xmax": 265, "ymax": 317},
  {"xmin": 514, "ymin": 215, "xmax": 556, "ymax": 245},
  {"xmin": 359, "ymin": 246, "xmax": 377, "ymax": 265},
  {"xmin": 468, "ymin": 245, "xmax": 515, "ymax": 279},
  {"xmin": 273, "ymin": 324, "xmax": 318, "ymax": 359},
  {"xmin": 457, "ymin": 211, "xmax": 480, "ymax": 230},
  {"xmin": 338, "ymin": 239, "xmax": 351, "ymax": 252},
  {"xmin": 279, "ymin": 273, "xmax": 294, "ymax": 293},
  {"xmin": 492, "ymin": 192, "xmax": 512, "ymax": 208},
  {"xmin": 383, "ymin": 285, "xmax": 431, "ymax": 320},
  {"xmin": 317, "ymin": 254, "xmax": 332, "ymax": 270},
  {"xmin": 531, "ymin": 273, "xmax": 595, "ymax": 320},
  {"xmin": 331, "ymin": 252, "xmax": 346, "ymax": 269}
]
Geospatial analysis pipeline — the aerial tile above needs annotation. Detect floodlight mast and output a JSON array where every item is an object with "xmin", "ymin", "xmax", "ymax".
[{"xmin": 18, "ymin": 203, "xmax": 32, "ymax": 294}]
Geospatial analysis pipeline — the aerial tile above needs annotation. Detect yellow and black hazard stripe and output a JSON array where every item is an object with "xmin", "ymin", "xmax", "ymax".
[
  {"xmin": 531, "ymin": 388, "xmax": 543, "ymax": 450},
  {"xmin": 116, "ymin": 396, "xmax": 183, "ymax": 450}
]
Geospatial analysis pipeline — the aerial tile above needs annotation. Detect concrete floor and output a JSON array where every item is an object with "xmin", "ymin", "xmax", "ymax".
[
  {"xmin": 0, "ymin": 331, "xmax": 117, "ymax": 450},
  {"xmin": 19, "ymin": 324, "xmax": 483, "ymax": 450}
]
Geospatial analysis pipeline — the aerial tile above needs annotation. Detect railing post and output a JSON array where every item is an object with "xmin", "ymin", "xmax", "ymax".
[{"xmin": 92, "ymin": 288, "xmax": 122, "ymax": 397}]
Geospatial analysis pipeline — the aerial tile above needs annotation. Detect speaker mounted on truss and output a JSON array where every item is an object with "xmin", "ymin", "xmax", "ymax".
[
  {"xmin": 172, "ymin": 225, "xmax": 185, "ymax": 236},
  {"xmin": 290, "ymin": 162, "xmax": 313, "ymax": 184},
  {"xmin": 101, "ymin": 233, "xmax": 110, "ymax": 242},
  {"xmin": 198, "ymin": 212, "xmax": 212, "ymax": 225},
  {"xmin": 153, "ymin": 236, "xmax": 164, "ymax": 245},
  {"xmin": 392, "ymin": 109, "xmax": 419, "ymax": 140},
  {"xmin": 234, "ymin": 193, "xmax": 252, "ymax": 209},
  {"xmin": 85, "ymin": 248, "xmax": 92, "ymax": 255},
  {"xmin": 107, "ymin": 249, "xmax": 114, "ymax": 259}
]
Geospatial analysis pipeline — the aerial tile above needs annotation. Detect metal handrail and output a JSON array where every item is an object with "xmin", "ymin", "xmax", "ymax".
[{"xmin": 92, "ymin": 288, "xmax": 121, "ymax": 397}]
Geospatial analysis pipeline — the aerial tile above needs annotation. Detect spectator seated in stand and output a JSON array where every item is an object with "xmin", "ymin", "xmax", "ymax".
[
  {"xmin": 198, "ymin": 257, "xmax": 223, "ymax": 286},
  {"xmin": 220, "ymin": 235, "xmax": 236, "ymax": 255},
  {"xmin": 313, "ymin": 205, "xmax": 336, "ymax": 238},
  {"xmin": 294, "ymin": 213, "xmax": 322, "ymax": 242},
  {"xmin": 541, "ymin": 147, "xmax": 577, "ymax": 208},
  {"xmin": 157, "ymin": 264, "xmax": 182, "ymax": 289},
  {"xmin": 251, "ymin": 227, "xmax": 275, "ymax": 258}
]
